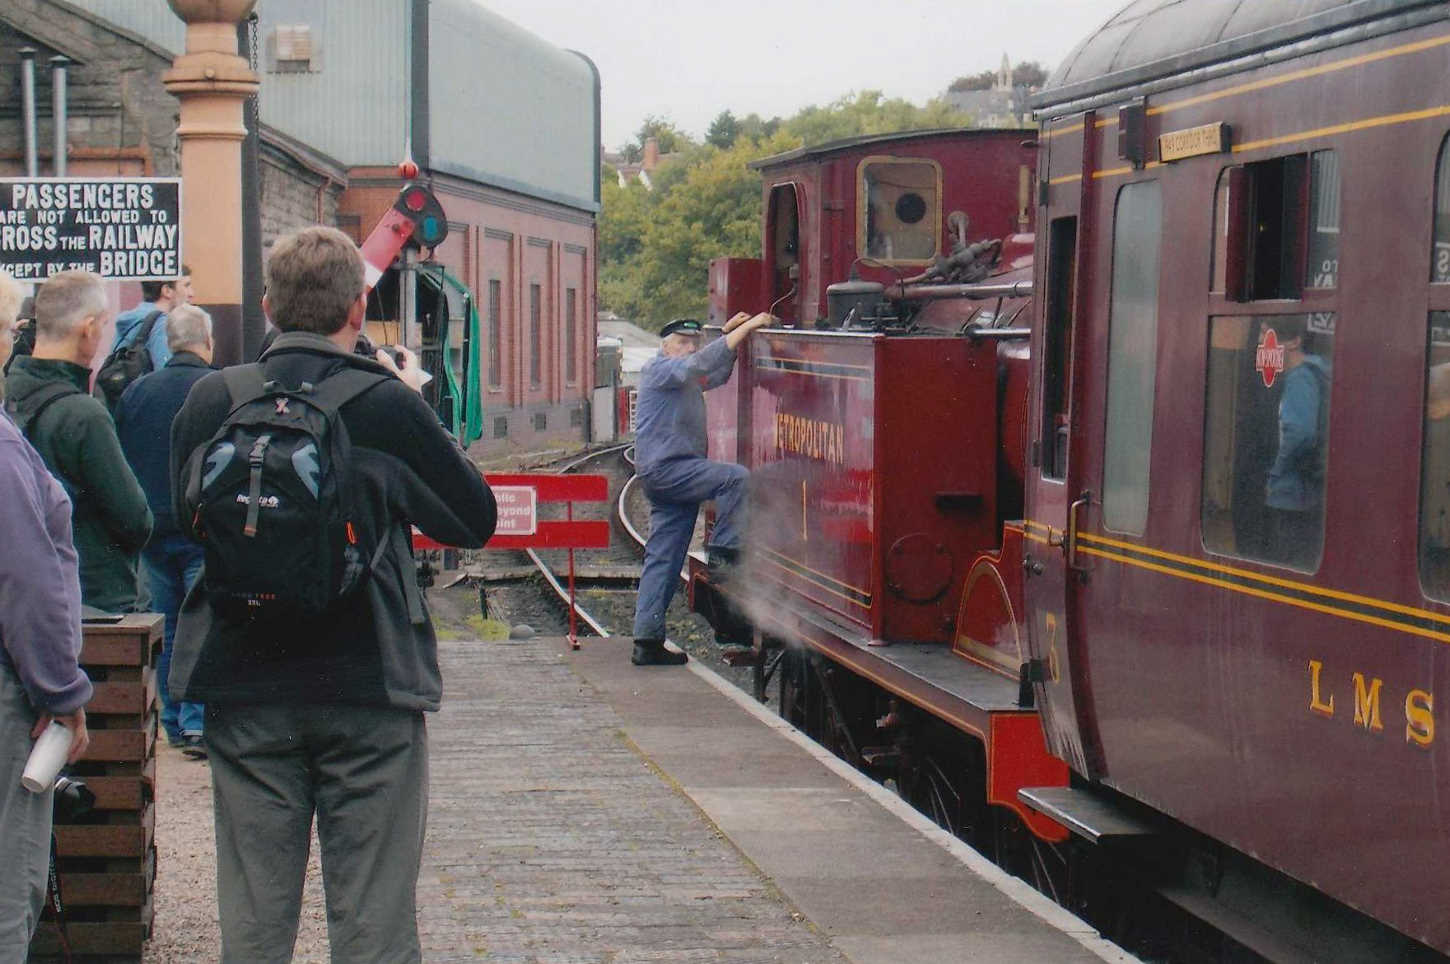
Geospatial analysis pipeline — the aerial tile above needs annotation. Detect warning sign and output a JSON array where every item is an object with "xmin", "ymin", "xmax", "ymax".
[
  {"xmin": 0, "ymin": 178, "xmax": 183, "ymax": 282},
  {"xmin": 493, "ymin": 486, "xmax": 538, "ymax": 537}
]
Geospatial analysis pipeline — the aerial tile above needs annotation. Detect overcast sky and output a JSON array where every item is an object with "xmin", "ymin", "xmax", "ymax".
[{"xmin": 476, "ymin": 0, "xmax": 1125, "ymax": 150}]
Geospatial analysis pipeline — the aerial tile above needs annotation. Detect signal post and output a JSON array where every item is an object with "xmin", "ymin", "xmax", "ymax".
[{"xmin": 163, "ymin": 0, "xmax": 258, "ymax": 365}]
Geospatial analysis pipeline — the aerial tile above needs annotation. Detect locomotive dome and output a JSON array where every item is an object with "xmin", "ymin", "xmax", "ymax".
[{"xmin": 1035, "ymin": 0, "xmax": 1443, "ymax": 116}]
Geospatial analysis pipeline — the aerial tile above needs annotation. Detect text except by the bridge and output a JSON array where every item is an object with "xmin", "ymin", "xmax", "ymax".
[{"xmin": 0, "ymin": 178, "xmax": 182, "ymax": 281}]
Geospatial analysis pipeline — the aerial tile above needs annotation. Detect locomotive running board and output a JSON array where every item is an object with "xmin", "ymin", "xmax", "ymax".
[{"xmin": 1016, "ymin": 786, "xmax": 1155, "ymax": 843}]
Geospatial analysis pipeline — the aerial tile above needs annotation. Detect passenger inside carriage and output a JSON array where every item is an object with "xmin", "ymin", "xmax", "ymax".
[
  {"xmin": 1201, "ymin": 313, "xmax": 1334, "ymax": 572},
  {"xmin": 1264, "ymin": 316, "xmax": 1330, "ymax": 569}
]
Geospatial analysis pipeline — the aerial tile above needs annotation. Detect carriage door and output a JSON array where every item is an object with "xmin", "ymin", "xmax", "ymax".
[{"xmin": 1024, "ymin": 211, "xmax": 1101, "ymax": 778}]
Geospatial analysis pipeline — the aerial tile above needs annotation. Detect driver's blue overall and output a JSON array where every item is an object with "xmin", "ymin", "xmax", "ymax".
[{"xmin": 631, "ymin": 336, "xmax": 747, "ymax": 642}]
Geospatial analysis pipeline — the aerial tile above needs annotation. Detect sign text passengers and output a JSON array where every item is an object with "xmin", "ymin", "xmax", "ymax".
[{"xmin": 0, "ymin": 177, "xmax": 183, "ymax": 281}]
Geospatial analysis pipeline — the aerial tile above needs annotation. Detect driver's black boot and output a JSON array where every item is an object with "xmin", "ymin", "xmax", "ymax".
[{"xmin": 631, "ymin": 638, "xmax": 688, "ymax": 666}]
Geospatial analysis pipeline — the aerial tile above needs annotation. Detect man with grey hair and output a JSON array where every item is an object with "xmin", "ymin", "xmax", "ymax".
[
  {"xmin": 169, "ymin": 226, "xmax": 496, "ymax": 962},
  {"xmin": 0, "ymin": 269, "xmax": 23, "ymax": 388},
  {"xmin": 116, "ymin": 305, "xmax": 215, "ymax": 756},
  {"xmin": 4, "ymin": 271, "xmax": 152, "ymax": 612}
]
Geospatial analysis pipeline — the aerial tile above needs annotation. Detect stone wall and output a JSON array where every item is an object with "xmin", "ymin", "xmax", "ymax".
[
  {"xmin": 260, "ymin": 136, "xmax": 346, "ymax": 251},
  {"xmin": 0, "ymin": 0, "xmax": 177, "ymax": 175}
]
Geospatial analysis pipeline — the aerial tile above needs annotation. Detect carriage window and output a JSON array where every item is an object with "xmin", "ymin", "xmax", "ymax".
[
  {"xmin": 1213, "ymin": 152, "xmax": 1338, "ymax": 299},
  {"xmin": 1040, "ymin": 217, "xmax": 1077, "ymax": 480},
  {"xmin": 858, "ymin": 158, "xmax": 940, "ymax": 262},
  {"xmin": 1419, "ymin": 313, "xmax": 1450, "ymax": 598},
  {"xmin": 1306, "ymin": 150, "xmax": 1340, "ymax": 289},
  {"xmin": 1202, "ymin": 313, "xmax": 1335, "ymax": 570},
  {"xmin": 1102, "ymin": 181, "xmax": 1162, "ymax": 534},
  {"xmin": 1433, "ymin": 137, "xmax": 1450, "ymax": 282}
]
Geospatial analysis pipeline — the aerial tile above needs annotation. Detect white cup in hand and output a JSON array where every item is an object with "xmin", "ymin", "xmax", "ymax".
[{"xmin": 22, "ymin": 720, "xmax": 70, "ymax": 793}]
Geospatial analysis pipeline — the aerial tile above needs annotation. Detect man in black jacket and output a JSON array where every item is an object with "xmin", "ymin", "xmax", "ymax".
[
  {"xmin": 168, "ymin": 227, "xmax": 496, "ymax": 962},
  {"xmin": 116, "ymin": 305, "xmax": 215, "ymax": 758}
]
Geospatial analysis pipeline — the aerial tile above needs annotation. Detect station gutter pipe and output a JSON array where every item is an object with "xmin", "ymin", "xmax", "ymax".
[
  {"xmin": 50, "ymin": 56, "xmax": 69, "ymax": 177},
  {"xmin": 19, "ymin": 49, "xmax": 38, "ymax": 177}
]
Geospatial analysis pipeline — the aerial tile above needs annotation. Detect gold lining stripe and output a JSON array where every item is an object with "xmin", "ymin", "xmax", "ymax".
[
  {"xmin": 1232, "ymin": 102, "xmax": 1450, "ymax": 153},
  {"xmin": 1079, "ymin": 530, "xmax": 1450, "ymax": 624},
  {"xmin": 760, "ymin": 548, "xmax": 872, "ymax": 607},
  {"xmin": 1079, "ymin": 545, "xmax": 1450, "ymax": 645},
  {"xmin": 1149, "ymin": 32, "xmax": 1450, "ymax": 118}
]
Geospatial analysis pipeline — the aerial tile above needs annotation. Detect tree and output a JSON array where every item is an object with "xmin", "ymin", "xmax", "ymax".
[
  {"xmin": 1012, "ymin": 61, "xmax": 1048, "ymax": 89},
  {"xmin": 948, "ymin": 70, "xmax": 996, "ymax": 93},
  {"xmin": 597, "ymin": 94, "xmax": 973, "ymax": 326},
  {"xmin": 706, "ymin": 110, "xmax": 741, "ymax": 149},
  {"xmin": 634, "ymin": 115, "xmax": 692, "ymax": 156}
]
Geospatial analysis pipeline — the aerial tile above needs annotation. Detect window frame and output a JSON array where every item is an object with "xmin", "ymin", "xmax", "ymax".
[{"xmin": 854, "ymin": 154, "xmax": 943, "ymax": 265}]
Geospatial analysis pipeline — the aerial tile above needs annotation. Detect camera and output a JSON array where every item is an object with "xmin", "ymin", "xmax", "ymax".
[{"xmin": 53, "ymin": 775, "xmax": 95, "ymax": 821}]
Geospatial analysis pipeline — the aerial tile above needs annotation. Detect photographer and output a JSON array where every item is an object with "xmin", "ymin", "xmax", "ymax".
[
  {"xmin": 0, "ymin": 275, "xmax": 91, "ymax": 953},
  {"xmin": 169, "ymin": 227, "xmax": 496, "ymax": 962}
]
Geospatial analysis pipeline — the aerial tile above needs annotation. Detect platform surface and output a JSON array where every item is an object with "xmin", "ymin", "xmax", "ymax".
[{"xmin": 415, "ymin": 634, "xmax": 1133, "ymax": 963}]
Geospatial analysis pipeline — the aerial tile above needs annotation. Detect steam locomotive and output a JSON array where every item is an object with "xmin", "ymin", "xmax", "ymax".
[{"xmin": 689, "ymin": 1, "xmax": 1450, "ymax": 959}]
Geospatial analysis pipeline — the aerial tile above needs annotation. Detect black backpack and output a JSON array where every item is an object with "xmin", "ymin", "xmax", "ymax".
[
  {"xmin": 182, "ymin": 364, "xmax": 386, "ymax": 618},
  {"xmin": 3, "ymin": 382, "xmax": 83, "ymax": 495},
  {"xmin": 94, "ymin": 310, "xmax": 164, "ymax": 411}
]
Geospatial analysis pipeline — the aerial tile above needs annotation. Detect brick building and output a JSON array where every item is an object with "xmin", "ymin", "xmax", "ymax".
[{"xmin": 0, "ymin": 0, "xmax": 600, "ymax": 455}]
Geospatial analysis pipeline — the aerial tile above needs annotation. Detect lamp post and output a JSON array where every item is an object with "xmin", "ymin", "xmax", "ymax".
[{"xmin": 163, "ymin": 0, "xmax": 259, "ymax": 365}]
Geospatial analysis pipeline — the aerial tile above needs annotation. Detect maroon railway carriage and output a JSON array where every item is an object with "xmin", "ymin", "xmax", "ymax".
[
  {"xmin": 1023, "ymin": 0, "xmax": 1450, "ymax": 957},
  {"xmin": 689, "ymin": 0, "xmax": 1450, "ymax": 959}
]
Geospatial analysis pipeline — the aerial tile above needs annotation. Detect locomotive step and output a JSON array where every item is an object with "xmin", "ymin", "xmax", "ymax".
[{"xmin": 1017, "ymin": 786, "xmax": 1155, "ymax": 843}]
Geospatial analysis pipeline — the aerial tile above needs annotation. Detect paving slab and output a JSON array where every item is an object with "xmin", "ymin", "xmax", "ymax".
[{"xmin": 418, "ymin": 636, "xmax": 846, "ymax": 962}]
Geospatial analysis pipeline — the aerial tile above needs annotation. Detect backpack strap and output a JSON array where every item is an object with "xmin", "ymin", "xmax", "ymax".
[
  {"xmin": 305, "ymin": 367, "xmax": 390, "ymax": 415},
  {"xmin": 126, "ymin": 310, "xmax": 165, "ymax": 349},
  {"xmin": 220, "ymin": 364, "xmax": 268, "ymax": 411},
  {"xmin": 7, "ymin": 382, "xmax": 82, "ymax": 443}
]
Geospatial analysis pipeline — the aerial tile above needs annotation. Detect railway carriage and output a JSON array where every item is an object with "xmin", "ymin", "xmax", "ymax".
[{"xmin": 689, "ymin": 0, "xmax": 1450, "ymax": 958}]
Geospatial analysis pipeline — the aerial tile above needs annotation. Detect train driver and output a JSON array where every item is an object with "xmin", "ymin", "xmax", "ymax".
[{"xmin": 630, "ymin": 311, "xmax": 774, "ymax": 666}]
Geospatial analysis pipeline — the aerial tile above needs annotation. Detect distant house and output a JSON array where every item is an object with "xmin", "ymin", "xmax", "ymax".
[
  {"xmin": 602, "ymin": 136, "xmax": 680, "ymax": 189},
  {"xmin": 947, "ymin": 54, "xmax": 1035, "ymax": 128}
]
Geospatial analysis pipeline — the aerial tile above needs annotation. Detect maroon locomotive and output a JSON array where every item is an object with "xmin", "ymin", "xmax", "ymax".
[{"xmin": 691, "ymin": 1, "xmax": 1450, "ymax": 959}]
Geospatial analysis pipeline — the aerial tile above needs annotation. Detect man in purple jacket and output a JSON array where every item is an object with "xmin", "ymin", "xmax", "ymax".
[{"xmin": 0, "ymin": 402, "xmax": 92, "ymax": 951}]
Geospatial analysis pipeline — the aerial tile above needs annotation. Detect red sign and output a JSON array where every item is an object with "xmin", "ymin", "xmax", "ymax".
[
  {"xmin": 492, "ymin": 486, "xmax": 537, "ymax": 537},
  {"xmin": 1256, "ymin": 328, "xmax": 1285, "ymax": 387},
  {"xmin": 410, "ymin": 473, "xmax": 610, "ymax": 551}
]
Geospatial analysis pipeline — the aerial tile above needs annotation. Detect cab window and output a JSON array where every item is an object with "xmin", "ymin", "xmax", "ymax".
[{"xmin": 857, "ymin": 157, "xmax": 940, "ymax": 262}]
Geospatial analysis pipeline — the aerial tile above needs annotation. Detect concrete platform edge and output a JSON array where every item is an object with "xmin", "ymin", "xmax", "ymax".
[{"xmin": 680, "ymin": 655, "xmax": 1143, "ymax": 964}]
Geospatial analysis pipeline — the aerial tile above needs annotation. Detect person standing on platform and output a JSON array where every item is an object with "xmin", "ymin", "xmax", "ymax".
[
  {"xmin": 168, "ymin": 227, "xmax": 496, "ymax": 962},
  {"xmin": 0, "ymin": 368, "xmax": 92, "ymax": 953},
  {"xmin": 630, "ymin": 311, "xmax": 774, "ymax": 666},
  {"xmin": 0, "ymin": 270, "xmax": 22, "ymax": 395},
  {"xmin": 111, "ymin": 268, "xmax": 192, "ymax": 373},
  {"xmin": 3, "ymin": 272, "xmax": 153, "ymax": 614},
  {"xmin": 115, "ymin": 305, "xmax": 215, "ymax": 759}
]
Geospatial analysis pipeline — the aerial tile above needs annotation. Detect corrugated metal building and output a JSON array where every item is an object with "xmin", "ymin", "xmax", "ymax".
[{"xmin": 15, "ymin": 0, "xmax": 602, "ymax": 453}]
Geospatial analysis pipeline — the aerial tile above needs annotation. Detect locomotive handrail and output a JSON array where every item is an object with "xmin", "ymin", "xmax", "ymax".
[
  {"xmin": 887, "ymin": 280, "xmax": 1033, "ymax": 301},
  {"xmin": 965, "ymin": 327, "xmax": 1032, "ymax": 341}
]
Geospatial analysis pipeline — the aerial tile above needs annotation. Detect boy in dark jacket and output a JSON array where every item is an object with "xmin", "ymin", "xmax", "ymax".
[
  {"xmin": 3, "ymin": 271, "xmax": 153, "ymax": 613},
  {"xmin": 168, "ymin": 227, "xmax": 496, "ymax": 962}
]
